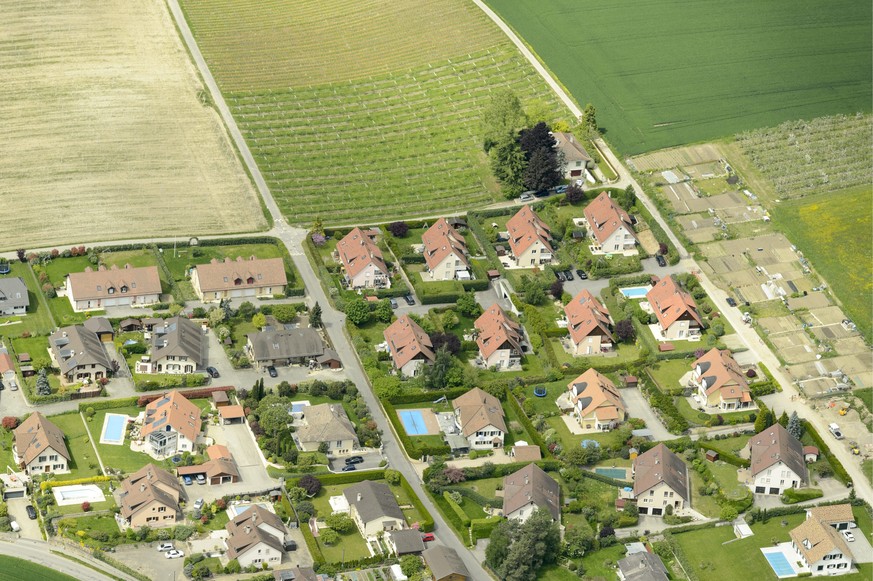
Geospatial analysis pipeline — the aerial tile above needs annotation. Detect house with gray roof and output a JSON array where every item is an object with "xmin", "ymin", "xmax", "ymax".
[
  {"xmin": 423, "ymin": 545, "xmax": 469, "ymax": 581},
  {"xmin": 246, "ymin": 328, "xmax": 324, "ymax": 369},
  {"xmin": 502, "ymin": 463, "xmax": 561, "ymax": 523},
  {"xmin": 632, "ymin": 443, "xmax": 689, "ymax": 516},
  {"xmin": 388, "ymin": 528, "xmax": 425, "ymax": 555},
  {"xmin": 343, "ymin": 480, "xmax": 405, "ymax": 537},
  {"xmin": 48, "ymin": 325, "xmax": 113, "ymax": 383},
  {"xmin": 0, "ymin": 277, "xmax": 29, "ymax": 316},
  {"xmin": 292, "ymin": 403, "xmax": 359, "ymax": 454},
  {"xmin": 617, "ymin": 551, "xmax": 669, "ymax": 581},
  {"xmin": 747, "ymin": 423, "xmax": 807, "ymax": 495},
  {"xmin": 137, "ymin": 316, "xmax": 203, "ymax": 374}
]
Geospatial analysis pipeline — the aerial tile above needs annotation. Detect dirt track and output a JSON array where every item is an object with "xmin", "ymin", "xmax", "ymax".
[{"xmin": 0, "ymin": 0, "xmax": 266, "ymax": 250}]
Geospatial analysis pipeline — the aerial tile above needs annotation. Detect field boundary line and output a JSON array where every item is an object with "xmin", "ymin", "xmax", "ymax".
[
  {"xmin": 471, "ymin": 0, "xmax": 581, "ymax": 118},
  {"xmin": 80, "ymin": 412, "xmax": 107, "ymax": 475}
]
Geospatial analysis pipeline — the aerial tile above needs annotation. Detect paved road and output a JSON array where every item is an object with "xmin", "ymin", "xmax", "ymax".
[
  {"xmin": 0, "ymin": 538, "xmax": 132, "ymax": 581},
  {"xmin": 620, "ymin": 387, "xmax": 672, "ymax": 441}
]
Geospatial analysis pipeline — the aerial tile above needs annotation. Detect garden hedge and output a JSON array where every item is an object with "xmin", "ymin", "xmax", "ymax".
[
  {"xmin": 470, "ymin": 516, "xmax": 502, "ymax": 543},
  {"xmin": 781, "ymin": 488, "xmax": 824, "ymax": 504},
  {"xmin": 506, "ymin": 394, "xmax": 549, "ymax": 457},
  {"xmin": 581, "ymin": 469, "xmax": 631, "ymax": 488},
  {"xmin": 697, "ymin": 442, "xmax": 750, "ymax": 468},
  {"xmin": 398, "ymin": 473, "xmax": 434, "ymax": 532},
  {"xmin": 78, "ymin": 396, "xmax": 139, "ymax": 413},
  {"xmin": 299, "ymin": 518, "xmax": 325, "ymax": 565},
  {"xmin": 443, "ymin": 491, "xmax": 471, "ymax": 526}
]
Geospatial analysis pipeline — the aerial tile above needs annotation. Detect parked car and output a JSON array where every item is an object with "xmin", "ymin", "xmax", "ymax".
[
  {"xmin": 25, "ymin": 505, "xmax": 36, "ymax": 520},
  {"xmin": 576, "ymin": 270, "xmax": 588, "ymax": 280},
  {"xmin": 655, "ymin": 254, "xmax": 667, "ymax": 267},
  {"xmin": 341, "ymin": 464, "xmax": 357, "ymax": 472},
  {"xmin": 196, "ymin": 474, "xmax": 207, "ymax": 485},
  {"xmin": 726, "ymin": 297, "xmax": 737, "ymax": 307},
  {"xmin": 193, "ymin": 498, "xmax": 204, "ymax": 511},
  {"xmin": 9, "ymin": 379, "xmax": 17, "ymax": 391},
  {"xmin": 390, "ymin": 298, "xmax": 398, "ymax": 309},
  {"xmin": 165, "ymin": 550, "xmax": 185, "ymax": 559},
  {"xmin": 404, "ymin": 294, "xmax": 415, "ymax": 306},
  {"xmin": 554, "ymin": 185, "xmax": 568, "ymax": 193},
  {"xmin": 10, "ymin": 521, "xmax": 19, "ymax": 533},
  {"xmin": 345, "ymin": 456, "xmax": 365, "ymax": 465},
  {"xmin": 182, "ymin": 475, "xmax": 193, "ymax": 486},
  {"xmin": 842, "ymin": 530, "xmax": 855, "ymax": 542},
  {"xmin": 267, "ymin": 366, "xmax": 278, "ymax": 378},
  {"xmin": 421, "ymin": 533, "xmax": 435, "ymax": 542},
  {"xmin": 828, "ymin": 423, "xmax": 844, "ymax": 440},
  {"xmin": 285, "ymin": 540, "xmax": 298, "ymax": 551},
  {"xmin": 0, "ymin": 263, "xmax": 9, "ymax": 275},
  {"xmin": 157, "ymin": 543, "xmax": 175, "ymax": 552},
  {"xmin": 563, "ymin": 270, "xmax": 574, "ymax": 281},
  {"xmin": 519, "ymin": 193, "xmax": 534, "ymax": 202},
  {"xmin": 206, "ymin": 366, "xmax": 220, "ymax": 378},
  {"xmin": 555, "ymin": 270, "xmax": 565, "ymax": 282}
]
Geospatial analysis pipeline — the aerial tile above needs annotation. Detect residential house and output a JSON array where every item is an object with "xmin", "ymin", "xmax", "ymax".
[
  {"xmin": 65, "ymin": 264, "xmax": 161, "ymax": 312},
  {"xmin": 0, "ymin": 353, "xmax": 15, "ymax": 384},
  {"xmin": 83, "ymin": 316, "xmax": 114, "ymax": 342},
  {"xmin": 806, "ymin": 505, "xmax": 856, "ymax": 532},
  {"xmin": 225, "ymin": 505, "xmax": 287, "ymax": 569},
  {"xmin": 632, "ymin": 443, "xmax": 690, "ymax": 516},
  {"xmin": 690, "ymin": 348, "xmax": 752, "ymax": 410},
  {"xmin": 747, "ymin": 423, "xmax": 807, "ymax": 495},
  {"xmin": 474, "ymin": 304, "xmax": 524, "ymax": 369},
  {"xmin": 566, "ymin": 369, "xmax": 626, "ymax": 431},
  {"xmin": 790, "ymin": 504, "xmax": 855, "ymax": 576},
  {"xmin": 13, "ymin": 412, "xmax": 70, "ymax": 475},
  {"xmin": 274, "ymin": 567, "xmax": 318, "ymax": 581},
  {"xmin": 564, "ymin": 289, "xmax": 614, "ymax": 355},
  {"xmin": 246, "ymin": 328, "xmax": 324, "ymax": 369},
  {"xmin": 137, "ymin": 316, "xmax": 203, "ymax": 374},
  {"xmin": 140, "ymin": 390, "xmax": 202, "ymax": 457},
  {"xmin": 421, "ymin": 218, "xmax": 470, "ymax": 281},
  {"xmin": 0, "ymin": 277, "xmax": 29, "ymax": 315},
  {"xmin": 119, "ymin": 318, "xmax": 143, "ymax": 332},
  {"xmin": 383, "ymin": 315, "xmax": 435, "ymax": 377},
  {"xmin": 645, "ymin": 276, "xmax": 703, "ymax": 340},
  {"xmin": 388, "ymin": 529, "xmax": 425, "ymax": 556},
  {"xmin": 553, "ymin": 131, "xmax": 593, "ymax": 178},
  {"xmin": 422, "ymin": 545, "xmax": 469, "ymax": 581},
  {"xmin": 177, "ymin": 445, "xmax": 240, "ymax": 485},
  {"xmin": 191, "ymin": 256, "xmax": 287, "ymax": 302},
  {"xmin": 584, "ymin": 192, "xmax": 638, "ymax": 253},
  {"xmin": 48, "ymin": 325, "xmax": 113, "ymax": 383},
  {"xmin": 506, "ymin": 206, "xmax": 553, "ymax": 267},
  {"xmin": 336, "ymin": 228, "xmax": 391, "ymax": 289},
  {"xmin": 452, "ymin": 387, "xmax": 507, "ymax": 450},
  {"xmin": 119, "ymin": 464, "xmax": 184, "ymax": 528},
  {"xmin": 510, "ymin": 445, "xmax": 542, "ymax": 462},
  {"xmin": 617, "ymin": 552, "xmax": 669, "ymax": 581},
  {"xmin": 502, "ymin": 463, "xmax": 561, "ymax": 523},
  {"xmin": 293, "ymin": 403, "xmax": 359, "ymax": 454},
  {"xmin": 343, "ymin": 481, "xmax": 405, "ymax": 537}
]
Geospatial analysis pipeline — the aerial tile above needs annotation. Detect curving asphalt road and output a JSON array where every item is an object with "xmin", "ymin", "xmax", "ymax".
[{"xmin": 0, "ymin": 538, "xmax": 132, "ymax": 581}]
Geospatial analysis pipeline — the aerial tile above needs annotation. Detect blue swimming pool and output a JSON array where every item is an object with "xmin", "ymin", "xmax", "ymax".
[
  {"xmin": 595, "ymin": 467, "xmax": 627, "ymax": 480},
  {"xmin": 101, "ymin": 413, "xmax": 127, "ymax": 445},
  {"xmin": 762, "ymin": 550, "xmax": 798, "ymax": 578},
  {"xmin": 291, "ymin": 402, "xmax": 310, "ymax": 413},
  {"xmin": 398, "ymin": 410, "xmax": 430, "ymax": 435},
  {"xmin": 620, "ymin": 286, "xmax": 650, "ymax": 299}
]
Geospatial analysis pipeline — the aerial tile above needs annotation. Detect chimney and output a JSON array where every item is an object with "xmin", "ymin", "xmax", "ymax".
[
  {"xmin": 140, "ymin": 483, "xmax": 146, "ymax": 492},
  {"xmin": 357, "ymin": 493, "xmax": 362, "ymax": 502},
  {"xmin": 524, "ymin": 475, "xmax": 529, "ymax": 485}
]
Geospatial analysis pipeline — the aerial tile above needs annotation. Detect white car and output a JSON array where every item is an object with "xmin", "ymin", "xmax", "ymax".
[
  {"xmin": 157, "ymin": 542, "xmax": 175, "ymax": 552},
  {"xmin": 9, "ymin": 521, "xmax": 19, "ymax": 532},
  {"xmin": 193, "ymin": 498, "xmax": 204, "ymax": 511},
  {"xmin": 842, "ymin": 530, "xmax": 855, "ymax": 542},
  {"xmin": 519, "ymin": 193, "xmax": 534, "ymax": 202},
  {"xmin": 165, "ymin": 550, "xmax": 185, "ymax": 559}
]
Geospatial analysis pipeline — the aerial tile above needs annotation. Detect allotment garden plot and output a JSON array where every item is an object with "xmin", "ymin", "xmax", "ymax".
[
  {"xmin": 179, "ymin": 0, "xmax": 567, "ymax": 225},
  {"xmin": 0, "ymin": 0, "xmax": 266, "ymax": 250}
]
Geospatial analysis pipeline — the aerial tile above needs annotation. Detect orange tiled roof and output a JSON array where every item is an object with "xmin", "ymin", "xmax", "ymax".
[
  {"xmin": 584, "ymin": 192, "xmax": 638, "ymax": 246},
  {"xmin": 141, "ymin": 390, "xmax": 202, "ymax": 443},
  {"xmin": 422, "ymin": 218, "xmax": 470, "ymax": 272},
  {"xmin": 564, "ymin": 289, "xmax": 614, "ymax": 345},
  {"xmin": 646, "ymin": 276, "xmax": 702, "ymax": 330},
  {"xmin": 383, "ymin": 315, "xmax": 435, "ymax": 370},
  {"xmin": 692, "ymin": 348, "xmax": 751, "ymax": 402},
  {"xmin": 566, "ymin": 369, "xmax": 625, "ymax": 421},
  {"xmin": 336, "ymin": 227, "xmax": 389, "ymax": 279},
  {"xmin": 475, "ymin": 304, "xmax": 523, "ymax": 360},
  {"xmin": 506, "ymin": 206, "xmax": 553, "ymax": 257}
]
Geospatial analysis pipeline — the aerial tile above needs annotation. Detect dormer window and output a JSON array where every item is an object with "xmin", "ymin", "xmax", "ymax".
[
  {"xmin": 121, "ymin": 285, "xmax": 128, "ymax": 293},
  {"xmin": 108, "ymin": 287, "xmax": 115, "ymax": 294},
  {"xmin": 247, "ymin": 277, "xmax": 255, "ymax": 284},
  {"xmin": 234, "ymin": 278, "xmax": 242, "ymax": 286},
  {"xmin": 96, "ymin": 285, "xmax": 102, "ymax": 291}
]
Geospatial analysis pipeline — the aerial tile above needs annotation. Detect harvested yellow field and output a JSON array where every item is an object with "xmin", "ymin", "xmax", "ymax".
[{"xmin": 0, "ymin": 0, "xmax": 267, "ymax": 250}]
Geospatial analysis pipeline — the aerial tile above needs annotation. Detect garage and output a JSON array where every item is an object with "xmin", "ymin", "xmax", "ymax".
[
  {"xmin": 651, "ymin": 508, "xmax": 663, "ymax": 516},
  {"xmin": 3, "ymin": 490, "xmax": 25, "ymax": 500},
  {"xmin": 638, "ymin": 506, "xmax": 648, "ymax": 515},
  {"xmin": 769, "ymin": 488, "xmax": 780, "ymax": 495},
  {"xmin": 755, "ymin": 486, "xmax": 766, "ymax": 494}
]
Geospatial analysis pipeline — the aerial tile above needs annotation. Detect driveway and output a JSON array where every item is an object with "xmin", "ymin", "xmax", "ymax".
[
  {"xmin": 620, "ymin": 387, "xmax": 674, "ymax": 441},
  {"xmin": 200, "ymin": 422, "xmax": 277, "ymax": 500},
  {"xmin": 112, "ymin": 543, "xmax": 185, "ymax": 581},
  {"xmin": 5, "ymin": 498, "xmax": 40, "ymax": 540},
  {"xmin": 327, "ymin": 450, "xmax": 383, "ymax": 473}
]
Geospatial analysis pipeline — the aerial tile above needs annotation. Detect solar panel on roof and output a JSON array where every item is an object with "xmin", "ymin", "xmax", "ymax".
[{"xmin": 153, "ymin": 417, "xmax": 167, "ymax": 429}]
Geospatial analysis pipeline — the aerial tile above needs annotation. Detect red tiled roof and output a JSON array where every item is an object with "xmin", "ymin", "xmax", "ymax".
[
  {"xmin": 422, "ymin": 218, "xmax": 469, "ymax": 272},
  {"xmin": 564, "ymin": 289, "xmax": 614, "ymax": 345},
  {"xmin": 584, "ymin": 192, "xmax": 638, "ymax": 246},
  {"xmin": 692, "ymin": 348, "xmax": 751, "ymax": 403},
  {"xmin": 646, "ymin": 276, "xmax": 702, "ymax": 330},
  {"xmin": 506, "ymin": 206, "xmax": 553, "ymax": 257},
  {"xmin": 383, "ymin": 315, "xmax": 435, "ymax": 370},
  {"xmin": 475, "ymin": 304, "xmax": 523, "ymax": 360},
  {"xmin": 336, "ymin": 227, "xmax": 389, "ymax": 279}
]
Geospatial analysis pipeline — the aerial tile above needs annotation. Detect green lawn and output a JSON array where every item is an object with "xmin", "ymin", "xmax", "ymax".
[
  {"xmin": 84, "ymin": 406, "xmax": 156, "ymax": 475},
  {"xmin": 545, "ymin": 415, "xmax": 628, "ymax": 451},
  {"xmin": 647, "ymin": 359, "xmax": 692, "ymax": 394},
  {"xmin": 707, "ymin": 460, "xmax": 747, "ymax": 500},
  {"xmin": 862, "ymin": 460, "xmax": 873, "ymax": 486},
  {"xmin": 770, "ymin": 187, "xmax": 873, "ymax": 342},
  {"xmin": 550, "ymin": 338, "xmax": 641, "ymax": 370},
  {"xmin": 160, "ymin": 242, "xmax": 285, "ymax": 281},
  {"xmin": 0, "ymin": 429, "xmax": 16, "ymax": 471},
  {"xmin": 48, "ymin": 412, "xmax": 102, "ymax": 480},
  {"xmin": 485, "ymin": 0, "xmax": 871, "ymax": 155},
  {"xmin": 579, "ymin": 543, "xmax": 626, "ymax": 581},
  {"xmin": 47, "ymin": 297, "xmax": 95, "ymax": 327},
  {"xmin": 0, "ymin": 263, "xmax": 55, "ymax": 337},
  {"xmin": 308, "ymin": 484, "xmax": 374, "ymax": 562},
  {"xmin": 706, "ymin": 434, "xmax": 752, "ymax": 455},
  {"xmin": 100, "ymin": 249, "xmax": 158, "ymax": 271},
  {"xmin": 521, "ymin": 378, "xmax": 566, "ymax": 416},
  {"xmin": 10, "ymin": 335, "xmax": 52, "ymax": 369},
  {"xmin": 852, "ymin": 388, "xmax": 872, "ymax": 414},
  {"xmin": 43, "ymin": 256, "xmax": 92, "ymax": 287},
  {"xmin": 0, "ymin": 556, "xmax": 79, "ymax": 581}
]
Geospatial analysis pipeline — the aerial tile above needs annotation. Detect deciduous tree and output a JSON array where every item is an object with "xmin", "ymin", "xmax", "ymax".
[
  {"xmin": 481, "ymin": 90, "xmax": 527, "ymax": 152},
  {"xmin": 344, "ymin": 298, "xmax": 371, "ymax": 326}
]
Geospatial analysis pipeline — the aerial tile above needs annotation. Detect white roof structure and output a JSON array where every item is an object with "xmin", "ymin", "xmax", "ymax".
[{"xmin": 329, "ymin": 494, "xmax": 350, "ymax": 514}]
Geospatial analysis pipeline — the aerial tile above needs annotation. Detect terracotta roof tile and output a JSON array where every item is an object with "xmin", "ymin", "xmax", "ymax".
[
  {"xmin": 452, "ymin": 387, "xmax": 507, "ymax": 436},
  {"xmin": 14, "ymin": 412, "xmax": 70, "ymax": 465},
  {"xmin": 565, "ymin": 289, "xmax": 614, "ymax": 345},
  {"xmin": 502, "ymin": 464, "xmax": 560, "ymax": 520},
  {"xmin": 748, "ymin": 423, "xmax": 807, "ymax": 482},
  {"xmin": 475, "ymin": 304, "xmax": 523, "ymax": 360},
  {"xmin": 692, "ymin": 348, "xmax": 750, "ymax": 403},
  {"xmin": 141, "ymin": 390, "xmax": 202, "ymax": 443},
  {"xmin": 337, "ymin": 228, "xmax": 389, "ymax": 279},
  {"xmin": 646, "ymin": 276, "xmax": 702, "ymax": 331},
  {"xmin": 506, "ymin": 206, "xmax": 553, "ymax": 258},
  {"xmin": 193, "ymin": 256, "xmax": 286, "ymax": 293},
  {"xmin": 584, "ymin": 192, "xmax": 638, "ymax": 246},
  {"xmin": 421, "ymin": 218, "xmax": 469, "ymax": 272},
  {"xmin": 566, "ymin": 369, "xmax": 625, "ymax": 422},
  {"xmin": 383, "ymin": 315, "xmax": 434, "ymax": 370}
]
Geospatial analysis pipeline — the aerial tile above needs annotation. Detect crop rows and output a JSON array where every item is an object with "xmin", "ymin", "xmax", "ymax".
[{"xmin": 735, "ymin": 114, "xmax": 872, "ymax": 198}]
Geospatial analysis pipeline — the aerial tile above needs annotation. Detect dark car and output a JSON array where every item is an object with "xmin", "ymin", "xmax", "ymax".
[
  {"xmin": 390, "ymin": 298, "xmax": 398, "ymax": 309},
  {"xmin": 554, "ymin": 185, "xmax": 568, "ymax": 194},
  {"xmin": 726, "ymin": 297, "xmax": 738, "ymax": 307},
  {"xmin": 0, "ymin": 263, "xmax": 9, "ymax": 275},
  {"xmin": 206, "ymin": 366, "xmax": 220, "ymax": 379},
  {"xmin": 655, "ymin": 254, "xmax": 667, "ymax": 267},
  {"xmin": 564, "ymin": 270, "xmax": 574, "ymax": 281},
  {"xmin": 345, "ymin": 456, "xmax": 365, "ymax": 465},
  {"xmin": 555, "ymin": 270, "xmax": 565, "ymax": 282},
  {"xmin": 404, "ymin": 294, "xmax": 415, "ymax": 306},
  {"xmin": 284, "ymin": 540, "xmax": 298, "ymax": 552},
  {"xmin": 576, "ymin": 269, "xmax": 588, "ymax": 280},
  {"xmin": 341, "ymin": 464, "xmax": 357, "ymax": 472},
  {"xmin": 267, "ymin": 366, "xmax": 278, "ymax": 378},
  {"xmin": 25, "ymin": 505, "xmax": 37, "ymax": 520},
  {"xmin": 533, "ymin": 190, "xmax": 550, "ymax": 198}
]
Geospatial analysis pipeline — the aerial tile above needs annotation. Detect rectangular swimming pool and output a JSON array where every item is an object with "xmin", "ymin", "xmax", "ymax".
[
  {"xmin": 594, "ymin": 467, "xmax": 628, "ymax": 480},
  {"xmin": 398, "ymin": 410, "xmax": 429, "ymax": 435},
  {"xmin": 101, "ymin": 413, "xmax": 128, "ymax": 445},
  {"xmin": 620, "ymin": 286, "xmax": 650, "ymax": 299},
  {"xmin": 762, "ymin": 549, "xmax": 798, "ymax": 578}
]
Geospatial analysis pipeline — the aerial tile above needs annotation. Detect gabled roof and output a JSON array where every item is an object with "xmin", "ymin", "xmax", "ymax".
[
  {"xmin": 748, "ymin": 423, "xmax": 807, "ymax": 482},
  {"xmin": 383, "ymin": 315, "xmax": 435, "ymax": 370},
  {"xmin": 141, "ymin": 390, "xmax": 202, "ymax": 443},
  {"xmin": 633, "ymin": 443, "xmax": 689, "ymax": 500},
  {"xmin": 421, "ymin": 218, "xmax": 470, "ymax": 272},
  {"xmin": 452, "ymin": 387, "xmax": 507, "ymax": 437},
  {"xmin": 126, "ymin": 463, "xmax": 184, "ymax": 495},
  {"xmin": 512, "ymin": 445, "xmax": 542, "ymax": 462},
  {"xmin": 193, "ymin": 256, "xmax": 287, "ymax": 292},
  {"xmin": 49, "ymin": 325, "xmax": 113, "ymax": 375},
  {"xmin": 225, "ymin": 505, "xmax": 285, "ymax": 559},
  {"xmin": 692, "ymin": 348, "xmax": 750, "ymax": 403},
  {"xmin": 0, "ymin": 277, "xmax": 29, "ymax": 310},
  {"xmin": 67, "ymin": 264, "xmax": 161, "ymax": 301},
  {"xmin": 475, "ymin": 304, "xmax": 523, "ymax": 359},
  {"xmin": 806, "ymin": 504, "xmax": 854, "ymax": 526},
  {"xmin": 566, "ymin": 369, "xmax": 624, "ymax": 421},
  {"xmin": 83, "ymin": 316, "xmax": 113, "ymax": 335},
  {"xmin": 506, "ymin": 206, "xmax": 553, "ymax": 257},
  {"xmin": 553, "ymin": 132, "xmax": 592, "ymax": 165},
  {"xmin": 646, "ymin": 276, "xmax": 702, "ymax": 330},
  {"xmin": 565, "ymin": 289, "xmax": 614, "ymax": 345},
  {"xmin": 423, "ymin": 545, "xmax": 469, "ymax": 580},
  {"xmin": 343, "ymin": 480, "xmax": 404, "ymax": 524},
  {"xmin": 618, "ymin": 552, "xmax": 669, "ymax": 581},
  {"xmin": 790, "ymin": 510, "xmax": 852, "ymax": 564},
  {"xmin": 584, "ymin": 192, "xmax": 638, "ymax": 246},
  {"xmin": 120, "ymin": 464, "xmax": 182, "ymax": 520},
  {"xmin": 389, "ymin": 528, "xmax": 425, "ymax": 554},
  {"xmin": 207, "ymin": 444, "xmax": 232, "ymax": 460},
  {"xmin": 0, "ymin": 353, "xmax": 13, "ymax": 375},
  {"xmin": 14, "ymin": 412, "xmax": 70, "ymax": 465},
  {"xmin": 247, "ymin": 328, "xmax": 324, "ymax": 362},
  {"xmin": 294, "ymin": 403, "xmax": 359, "ymax": 446},
  {"xmin": 274, "ymin": 567, "xmax": 318, "ymax": 581},
  {"xmin": 337, "ymin": 227, "xmax": 389, "ymax": 279},
  {"xmin": 502, "ymin": 463, "xmax": 561, "ymax": 521},
  {"xmin": 151, "ymin": 316, "xmax": 203, "ymax": 365}
]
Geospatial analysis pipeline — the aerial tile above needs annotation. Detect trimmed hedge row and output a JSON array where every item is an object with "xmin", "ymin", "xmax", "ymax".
[
  {"xmin": 506, "ymin": 393, "xmax": 549, "ymax": 457},
  {"xmin": 41, "ymin": 475, "xmax": 111, "ymax": 490},
  {"xmin": 581, "ymin": 469, "xmax": 632, "ymax": 488},
  {"xmin": 803, "ymin": 421, "xmax": 851, "ymax": 485},
  {"xmin": 387, "ymin": 387, "xmax": 471, "ymax": 405},
  {"xmin": 135, "ymin": 386, "xmax": 235, "ymax": 407},
  {"xmin": 78, "ymin": 396, "xmax": 139, "ymax": 413},
  {"xmin": 134, "ymin": 374, "xmax": 206, "ymax": 392},
  {"xmin": 782, "ymin": 488, "xmax": 824, "ymax": 504},
  {"xmin": 697, "ymin": 442, "xmax": 750, "ymax": 468},
  {"xmin": 300, "ymin": 517, "xmax": 325, "ymax": 565},
  {"xmin": 430, "ymin": 491, "xmax": 469, "ymax": 546},
  {"xmin": 383, "ymin": 400, "xmax": 450, "ymax": 460},
  {"xmin": 470, "ymin": 516, "xmax": 502, "ymax": 543},
  {"xmin": 444, "ymin": 486, "xmax": 498, "ymax": 507},
  {"xmin": 443, "ymin": 491, "xmax": 471, "ymax": 526},
  {"xmin": 398, "ymin": 473, "xmax": 434, "ymax": 532}
]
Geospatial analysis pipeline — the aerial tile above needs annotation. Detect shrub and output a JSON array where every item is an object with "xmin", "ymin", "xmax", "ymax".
[
  {"xmin": 1, "ymin": 417, "xmax": 19, "ymax": 430},
  {"xmin": 81, "ymin": 501, "xmax": 91, "ymax": 512},
  {"xmin": 320, "ymin": 528, "xmax": 340, "ymax": 545},
  {"xmin": 298, "ymin": 474, "xmax": 322, "ymax": 496},
  {"xmin": 174, "ymin": 525, "xmax": 195, "ymax": 540}
]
